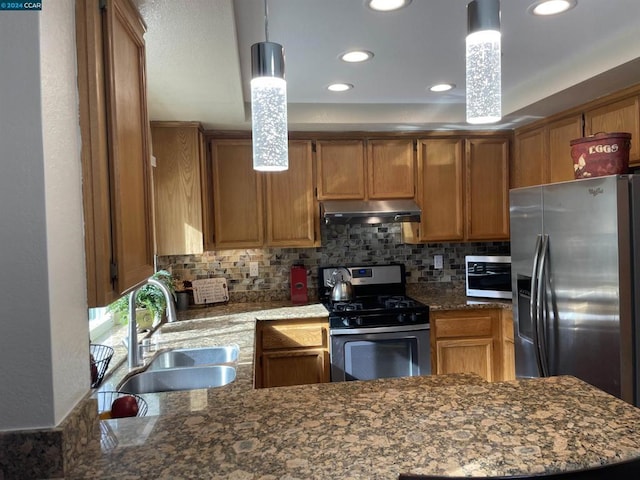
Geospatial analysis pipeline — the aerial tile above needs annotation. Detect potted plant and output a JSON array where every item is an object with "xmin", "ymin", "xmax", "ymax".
[{"xmin": 107, "ymin": 270, "xmax": 176, "ymax": 330}]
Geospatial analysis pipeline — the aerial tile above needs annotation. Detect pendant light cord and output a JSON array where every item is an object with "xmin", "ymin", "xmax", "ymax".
[{"xmin": 263, "ymin": 0, "xmax": 269, "ymax": 42}]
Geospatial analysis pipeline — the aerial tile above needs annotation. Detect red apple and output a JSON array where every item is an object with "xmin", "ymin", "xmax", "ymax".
[{"xmin": 111, "ymin": 395, "xmax": 139, "ymax": 418}]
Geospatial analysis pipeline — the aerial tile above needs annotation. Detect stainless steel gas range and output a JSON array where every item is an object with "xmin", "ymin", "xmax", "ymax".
[{"xmin": 318, "ymin": 264, "xmax": 430, "ymax": 382}]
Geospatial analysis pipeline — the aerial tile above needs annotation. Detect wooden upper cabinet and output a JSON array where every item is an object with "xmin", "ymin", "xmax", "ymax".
[
  {"xmin": 547, "ymin": 115, "xmax": 583, "ymax": 183},
  {"xmin": 512, "ymin": 127, "xmax": 546, "ymax": 189},
  {"xmin": 76, "ymin": 0, "xmax": 153, "ymax": 306},
  {"xmin": 211, "ymin": 140, "xmax": 264, "ymax": 248},
  {"xmin": 412, "ymin": 138, "xmax": 464, "ymax": 242},
  {"xmin": 151, "ymin": 122, "xmax": 204, "ymax": 256},
  {"xmin": 406, "ymin": 136, "xmax": 509, "ymax": 243},
  {"xmin": 105, "ymin": 0, "xmax": 155, "ymax": 296},
  {"xmin": 316, "ymin": 139, "xmax": 414, "ymax": 200},
  {"xmin": 367, "ymin": 139, "xmax": 415, "ymax": 199},
  {"xmin": 207, "ymin": 139, "xmax": 317, "ymax": 250},
  {"xmin": 316, "ymin": 140, "xmax": 366, "ymax": 199},
  {"xmin": 585, "ymin": 95, "xmax": 640, "ymax": 166},
  {"xmin": 265, "ymin": 140, "xmax": 318, "ymax": 247},
  {"xmin": 513, "ymin": 115, "xmax": 582, "ymax": 189},
  {"xmin": 466, "ymin": 138, "xmax": 510, "ymax": 240}
]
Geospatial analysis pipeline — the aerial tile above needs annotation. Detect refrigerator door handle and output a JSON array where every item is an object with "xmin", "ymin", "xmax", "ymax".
[
  {"xmin": 530, "ymin": 234, "xmax": 544, "ymax": 376},
  {"xmin": 536, "ymin": 234, "xmax": 551, "ymax": 377}
]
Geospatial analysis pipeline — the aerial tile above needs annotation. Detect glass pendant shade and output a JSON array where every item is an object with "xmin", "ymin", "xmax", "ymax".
[
  {"xmin": 466, "ymin": 0, "xmax": 501, "ymax": 124},
  {"xmin": 251, "ymin": 41, "xmax": 288, "ymax": 171}
]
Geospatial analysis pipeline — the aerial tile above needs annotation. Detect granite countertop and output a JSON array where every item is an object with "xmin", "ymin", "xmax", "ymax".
[
  {"xmin": 174, "ymin": 282, "xmax": 512, "ymax": 321},
  {"xmin": 71, "ymin": 373, "xmax": 640, "ymax": 479},
  {"xmin": 406, "ymin": 283, "xmax": 512, "ymax": 311},
  {"xmin": 95, "ymin": 303, "xmax": 330, "ymax": 404},
  {"xmin": 94, "ymin": 288, "xmax": 509, "ymax": 397},
  {"xmin": 72, "ymin": 298, "xmax": 640, "ymax": 479}
]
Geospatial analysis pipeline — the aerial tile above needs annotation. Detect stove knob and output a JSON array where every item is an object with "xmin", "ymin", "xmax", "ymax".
[
  {"xmin": 342, "ymin": 318, "xmax": 350, "ymax": 327},
  {"xmin": 355, "ymin": 317, "xmax": 363, "ymax": 326},
  {"xmin": 410, "ymin": 313, "xmax": 418, "ymax": 323},
  {"xmin": 398, "ymin": 313, "xmax": 406, "ymax": 323}
]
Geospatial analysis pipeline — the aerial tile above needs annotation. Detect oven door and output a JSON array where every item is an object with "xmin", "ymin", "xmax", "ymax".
[{"xmin": 330, "ymin": 324, "xmax": 430, "ymax": 382}]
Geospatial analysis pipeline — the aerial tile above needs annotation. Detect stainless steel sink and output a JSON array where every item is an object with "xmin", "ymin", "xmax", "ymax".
[
  {"xmin": 147, "ymin": 345, "xmax": 239, "ymax": 371},
  {"xmin": 118, "ymin": 365, "xmax": 236, "ymax": 394}
]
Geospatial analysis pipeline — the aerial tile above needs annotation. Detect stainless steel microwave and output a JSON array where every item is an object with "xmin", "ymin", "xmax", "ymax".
[{"xmin": 465, "ymin": 255, "xmax": 512, "ymax": 299}]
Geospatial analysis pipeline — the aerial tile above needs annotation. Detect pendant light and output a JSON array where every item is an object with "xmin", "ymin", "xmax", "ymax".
[
  {"xmin": 466, "ymin": 0, "xmax": 501, "ymax": 124},
  {"xmin": 251, "ymin": 0, "xmax": 288, "ymax": 171}
]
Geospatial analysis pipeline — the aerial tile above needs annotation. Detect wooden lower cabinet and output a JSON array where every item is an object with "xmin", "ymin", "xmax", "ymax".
[
  {"xmin": 254, "ymin": 317, "xmax": 330, "ymax": 388},
  {"xmin": 430, "ymin": 308, "xmax": 515, "ymax": 382},
  {"xmin": 436, "ymin": 337, "xmax": 494, "ymax": 381}
]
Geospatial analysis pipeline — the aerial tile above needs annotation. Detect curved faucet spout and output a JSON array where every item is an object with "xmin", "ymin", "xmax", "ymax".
[
  {"xmin": 146, "ymin": 277, "xmax": 177, "ymax": 324},
  {"xmin": 127, "ymin": 275, "xmax": 177, "ymax": 369}
]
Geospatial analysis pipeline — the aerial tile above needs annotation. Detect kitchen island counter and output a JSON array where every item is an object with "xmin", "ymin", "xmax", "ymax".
[{"xmin": 70, "ymin": 373, "xmax": 640, "ymax": 479}]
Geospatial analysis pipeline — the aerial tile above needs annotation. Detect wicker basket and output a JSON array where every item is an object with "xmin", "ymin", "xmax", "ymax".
[
  {"xmin": 90, "ymin": 344, "xmax": 114, "ymax": 388},
  {"xmin": 96, "ymin": 391, "xmax": 148, "ymax": 419},
  {"xmin": 570, "ymin": 132, "xmax": 632, "ymax": 179}
]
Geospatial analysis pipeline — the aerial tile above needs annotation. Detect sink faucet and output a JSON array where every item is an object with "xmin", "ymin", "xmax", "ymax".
[{"xmin": 127, "ymin": 276, "xmax": 177, "ymax": 369}]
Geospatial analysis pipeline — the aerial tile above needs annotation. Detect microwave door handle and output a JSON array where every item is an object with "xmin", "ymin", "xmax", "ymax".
[
  {"xmin": 530, "ymin": 234, "xmax": 544, "ymax": 376},
  {"xmin": 536, "ymin": 234, "xmax": 551, "ymax": 377}
]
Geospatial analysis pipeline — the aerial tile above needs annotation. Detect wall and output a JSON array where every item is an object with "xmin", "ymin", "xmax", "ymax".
[
  {"xmin": 158, "ymin": 223, "xmax": 510, "ymax": 301},
  {"xmin": 41, "ymin": 0, "xmax": 90, "ymax": 425},
  {"xmin": 0, "ymin": 1, "xmax": 88, "ymax": 431}
]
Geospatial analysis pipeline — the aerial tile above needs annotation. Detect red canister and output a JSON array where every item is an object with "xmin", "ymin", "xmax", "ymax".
[
  {"xmin": 290, "ymin": 266, "xmax": 308, "ymax": 304},
  {"xmin": 570, "ymin": 132, "xmax": 632, "ymax": 179}
]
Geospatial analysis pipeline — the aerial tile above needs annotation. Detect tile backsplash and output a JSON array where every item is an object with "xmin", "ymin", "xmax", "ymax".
[{"xmin": 157, "ymin": 223, "xmax": 510, "ymax": 302}]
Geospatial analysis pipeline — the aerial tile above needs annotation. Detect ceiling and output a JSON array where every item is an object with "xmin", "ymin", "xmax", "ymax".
[{"xmin": 133, "ymin": 0, "xmax": 640, "ymax": 132}]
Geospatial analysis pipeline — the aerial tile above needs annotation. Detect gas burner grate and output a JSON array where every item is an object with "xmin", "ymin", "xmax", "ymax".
[
  {"xmin": 333, "ymin": 302, "xmax": 364, "ymax": 312},
  {"xmin": 379, "ymin": 295, "xmax": 417, "ymax": 309}
]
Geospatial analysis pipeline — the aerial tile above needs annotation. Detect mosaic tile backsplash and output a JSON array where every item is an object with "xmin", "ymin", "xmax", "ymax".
[{"xmin": 158, "ymin": 223, "xmax": 510, "ymax": 302}]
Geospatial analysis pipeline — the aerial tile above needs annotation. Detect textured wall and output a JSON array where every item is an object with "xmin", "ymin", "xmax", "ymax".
[
  {"xmin": 41, "ymin": 0, "xmax": 90, "ymax": 424},
  {"xmin": 0, "ymin": 1, "xmax": 87, "ymax": 431},
  {"xmin": 158, "ymin": 223, "xmax": 510, "ymax": 302}
]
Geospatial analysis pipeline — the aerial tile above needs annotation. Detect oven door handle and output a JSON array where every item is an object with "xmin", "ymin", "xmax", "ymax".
[{"xmin": 330, "ymin": 324, "xmax": 430, "ymax": 335}]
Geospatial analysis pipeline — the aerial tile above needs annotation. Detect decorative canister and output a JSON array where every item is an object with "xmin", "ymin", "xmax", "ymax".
[
  {"xmin": 290, "ymin": 265, "xmax": 308, "ymax": 304},
  {"xmin": 570, "ymin": 132, "xmax": 632, "ymax": 179}
]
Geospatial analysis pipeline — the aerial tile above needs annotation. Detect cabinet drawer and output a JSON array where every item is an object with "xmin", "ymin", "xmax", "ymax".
[
  {"xmin": 434, "ymin": 315, "xmax": 493, "ymax": 338},
  {"xmin": 261, "ymin": 322, "xmax": 327, "ymax": 349}
]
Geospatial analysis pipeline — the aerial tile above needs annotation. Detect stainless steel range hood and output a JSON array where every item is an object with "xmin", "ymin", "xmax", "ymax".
[{"xmin": 321, "ymin": 199, "xmax": 421, "ymax": 225}]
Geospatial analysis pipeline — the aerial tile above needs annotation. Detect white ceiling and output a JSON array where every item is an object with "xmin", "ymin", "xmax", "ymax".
[{"xmin": 133, "ymin": 0, "xmax": 640, "ymax": 132}]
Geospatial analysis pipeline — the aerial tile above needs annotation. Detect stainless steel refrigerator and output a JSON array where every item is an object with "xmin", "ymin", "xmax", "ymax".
[{"xmin": 510, "ymin": 174, "xmax": 640, "ymax": 406}]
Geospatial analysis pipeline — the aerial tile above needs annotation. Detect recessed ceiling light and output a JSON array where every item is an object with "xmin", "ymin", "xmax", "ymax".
[
  {"xmin": 340, "ymin": 50, "xmax": 374, "ymax": 63},
  {"xmin": 430, "ymin": 83, "xmax": 455, "ymax": 92},
  {"xmin": 528, "ymin": 0, "xmax": 577, "ymax": 16},
  {"xmin": 328, "ymin": 83, "xmax": 354, "ymax": 92},
  {"xmin": 366, "ymin": 0, "xmax": 412, "ymax": 12}
]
